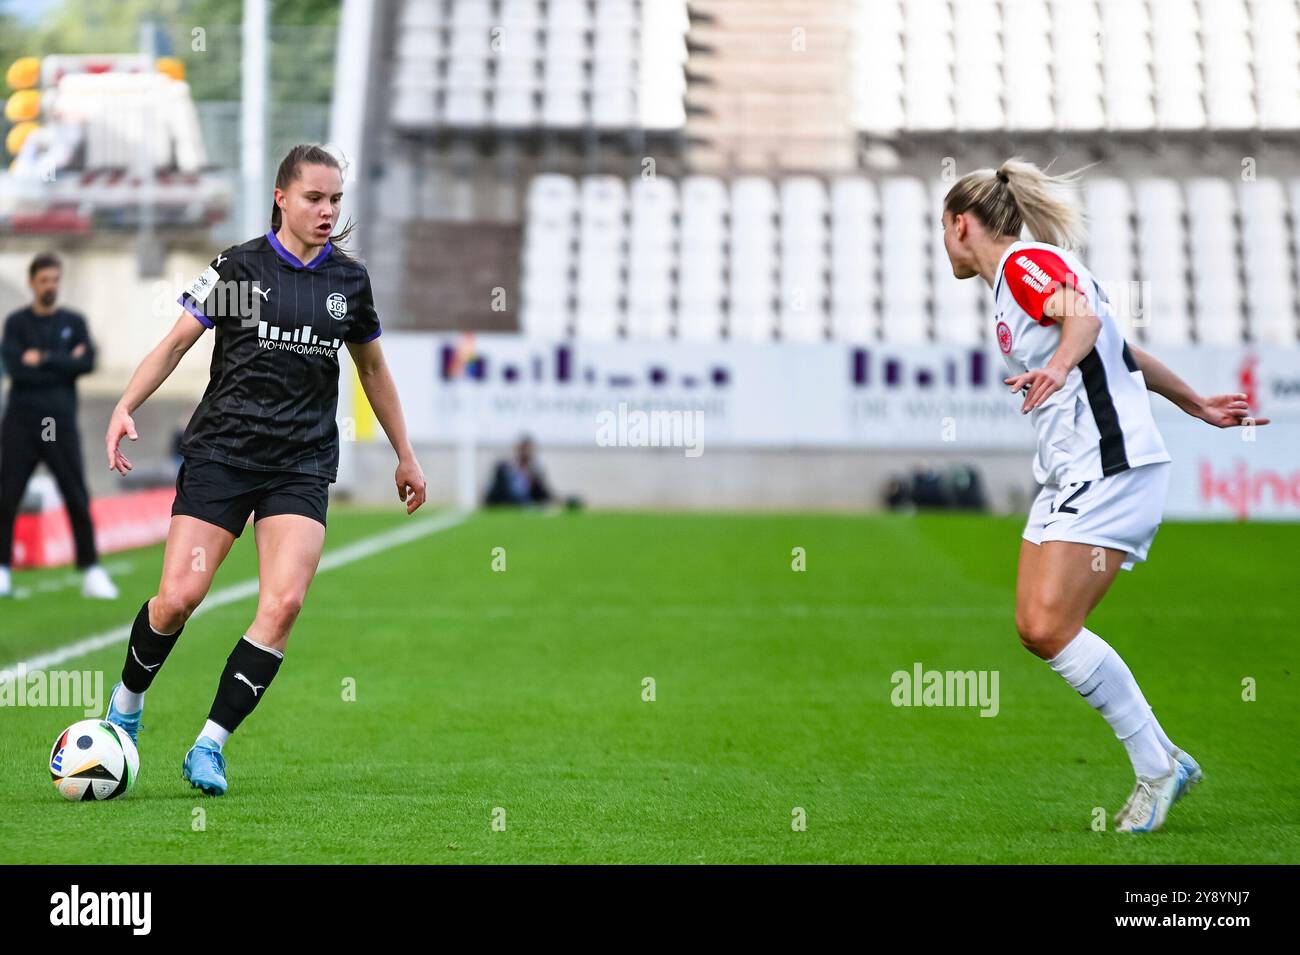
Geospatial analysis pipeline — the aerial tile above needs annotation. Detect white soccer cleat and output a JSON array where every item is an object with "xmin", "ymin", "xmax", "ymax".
[
  {"xmin": 0, "ymin": 565, "xmax": 11, "ymax": 598},
  {"xmin": 81, "ymin": 565, "xmax": 119, "ymax": 600},
  {"xmin": 1114, "ymin": 748, "xmax": 1203, "ymax": 826},
  {"xmin": 1115, "ymin": 756, "xmax": 1190, "ymax": 833}
]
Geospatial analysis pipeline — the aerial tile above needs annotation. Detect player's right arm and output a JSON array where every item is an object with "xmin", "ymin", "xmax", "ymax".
[
  {"xmin": 105, "ymin": 311, "xmax": 207, "ymax": 474},
  {"xmin": 1128, "ymin": 342, "xmax": 1270, "ymax": 428}
]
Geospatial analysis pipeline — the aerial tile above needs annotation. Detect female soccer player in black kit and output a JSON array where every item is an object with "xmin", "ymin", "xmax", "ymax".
[{"xmin": 102, "ymin": 144, "xmax": 427, "ymax": 795}]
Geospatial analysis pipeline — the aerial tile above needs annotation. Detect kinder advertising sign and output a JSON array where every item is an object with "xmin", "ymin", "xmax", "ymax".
[{"xmin": 1155, "ymin": 349, "xmax": 1300, "ymax": 519}]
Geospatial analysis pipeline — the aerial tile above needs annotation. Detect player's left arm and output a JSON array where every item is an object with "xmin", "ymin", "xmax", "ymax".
[
  {"xmin": 346, "ymin": 338, "xmax": 428, "ymax": 514},
  {"xmin": 1006, "ymin": 284, "xmax": 1101, "ymax": 414},
  {"xmin": 1127, "ymin": 342, "xmax": 1270, "ymax": 428}
]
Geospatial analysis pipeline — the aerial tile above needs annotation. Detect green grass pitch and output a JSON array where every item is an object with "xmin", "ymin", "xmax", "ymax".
[{"xmin": 1, "ymin": 508, "xmax": 1296, "ymax": 863}]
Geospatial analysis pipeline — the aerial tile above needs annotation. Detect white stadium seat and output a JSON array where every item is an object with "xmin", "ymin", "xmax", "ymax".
[
  {"xmin": 677, "ymin": 176, "xmax": 729, "ymax": 342},
  {"xmin": 829, "ymin": 178, "xmax": 880, "ymax": 343},
  {"xmin": 1134, "ymin": 178, "xmax": 1192, "ymax": 346},
  {"xmin": 390, "ymin": 0, "xmax": 687, "ymax": 132},
  {"xmin": 1084, "ymin": 178, "xmax": 1141, "ymax": 340},
  {"xmin": 778, "ymin": 177, "xmax": 830, "ymax": 342},
  {"xmin": 1185, "ymin": 178, "xmax": 1244, "ymax": 344},
  {"xmin": 728, "ymin": 177, "xmax": 779, "ymax": 342},
  {"xmin": 519, "ymin": 164, "xmax": 1300, "ymax": 348},
  {"xmin": 879, "ymin": 177, "xmax": 931, "ymax": 344}
]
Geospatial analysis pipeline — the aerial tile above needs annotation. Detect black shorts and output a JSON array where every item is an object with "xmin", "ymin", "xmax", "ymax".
[{"xmin": 171, "ymin": 457, "xmax": 329, "ymax": 538}]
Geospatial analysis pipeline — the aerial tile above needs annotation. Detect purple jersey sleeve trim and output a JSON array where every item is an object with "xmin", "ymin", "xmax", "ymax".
[{"xmin": 177, "ymin": 295, "xmax": 215, "ymax": 329}]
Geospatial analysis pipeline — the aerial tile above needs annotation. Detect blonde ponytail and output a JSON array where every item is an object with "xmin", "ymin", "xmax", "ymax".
[{"xmin": 944, "ymin": 157, "xmax": 1090, "ymax": 250}]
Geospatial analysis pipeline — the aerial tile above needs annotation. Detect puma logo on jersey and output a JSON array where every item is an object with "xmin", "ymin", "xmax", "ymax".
[
  {"xmin": 254, "ymin": 286, "xmax": 271, "ymax": 301},
  {"xmin": 215, "ymin": 253, "xmax": 227, "ymax": 267},
  {"xmin": 1015, "ymin": 255, "xmax": 1052, "ymax": 292},
  {"xmin": 233, "ymin": 672, "xmax": 264, "ymax": 696}
]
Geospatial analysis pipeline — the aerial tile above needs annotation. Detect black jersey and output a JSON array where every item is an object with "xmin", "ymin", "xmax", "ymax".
[
  {"xmin": 176, "ymin": 231, "xmax": 382, "ymax": 482},
  {"xmin": 1, "ymin": 306, "xmax": 95, "ymax": 419}
]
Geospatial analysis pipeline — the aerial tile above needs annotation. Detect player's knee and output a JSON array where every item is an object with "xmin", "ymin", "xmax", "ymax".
[
  {"xmin": 261, "ymin": 591, "xmax": 304, "ymax": 630},
  {"xmin": 1015, "ymin": 609, "xmax": 1069, "ymax": 659},
  {"xmin": 153, "ymin": 588, "xmax": 200, "ymax": 629}
]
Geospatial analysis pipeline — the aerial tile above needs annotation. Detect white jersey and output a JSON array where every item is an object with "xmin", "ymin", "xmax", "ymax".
[{"xmin": 993, "ymin": 240, "xmax": 1170, "ymax": 485}]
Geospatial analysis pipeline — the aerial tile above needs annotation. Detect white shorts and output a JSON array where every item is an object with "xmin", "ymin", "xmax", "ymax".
[{"xmin": 1022, "ymin": 462, "xmax": 1171, "ymax": 571}]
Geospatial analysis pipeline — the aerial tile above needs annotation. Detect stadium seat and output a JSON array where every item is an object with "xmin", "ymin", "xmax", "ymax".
[
  {"xmin": 678, "ymin": 176, "xmax": 729, "ymax": 342},
  {"xmin": 626, "ymin": 177, "xmax": 678, "ymax": 341},
  {"xmin": 1185, "ymin": 178, "xmax": 1244, "ymax": 344},
  {"xmin": 1083, "ymin": 178, "xmax": 1141, "ymax": 340},
  {"xmin": 1242, "ymin": 178, "xmax": 1299, "ymax": 343},
  {"xmin": 573, "ymin": 176, "xmax": 627, "ymax": 340},
  {"xmin": 522, "ymin": 175, "xmax": 577, "ymax": 338},
  {"xmin": 879, "ymin": 177, "xmax": 930, "ymax": 344},
  {"xmin": 829, "ymin": 177, "xmax": 880, "ymax": 343},
  {"xmin": 778, "ymin": 177, "xmax": 830, "ymax": 342},
  {"xmin": 390, "ymin": 0, "xmax": 688, "ymax": 133},
  {"xmin": 1134, "ymin": 178, "xmax": 1192, "ymax": 345},
  {"xmin": 728, "ymin": 177, "xmax": 779, "ymax": 342}
]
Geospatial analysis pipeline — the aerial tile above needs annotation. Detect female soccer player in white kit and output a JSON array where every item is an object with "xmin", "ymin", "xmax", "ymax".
[{"xmin": 940, "ymin": 159, "xmax": 1267, "ymax": 832}]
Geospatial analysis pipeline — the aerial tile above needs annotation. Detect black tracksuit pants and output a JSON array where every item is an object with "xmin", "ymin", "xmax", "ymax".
[{"xmin": 0, "ymin": 409, "xmax": 98, "ymax": 569}]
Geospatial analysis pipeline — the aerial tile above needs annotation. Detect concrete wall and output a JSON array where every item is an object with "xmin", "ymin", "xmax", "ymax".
[{"xmin": 348, "ymin": 438, "xmax": 1038, "ymax": 515}]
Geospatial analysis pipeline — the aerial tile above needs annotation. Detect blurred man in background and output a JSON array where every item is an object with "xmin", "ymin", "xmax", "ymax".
[
  {"xmin": 0, "ymin": 252, "xmax": 117, "ymax": 599},
  {"xmin": 485, "ymin": 435, "xmax": 554, "ymax": 507}
]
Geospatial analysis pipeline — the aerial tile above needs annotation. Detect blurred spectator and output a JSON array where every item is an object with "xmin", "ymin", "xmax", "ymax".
[
  {"xmin": 0, "ymin": 252, "xmax": 117, "ymax": 598},
  {"xmin": 885, "ymin": 464, "xmax": 988, "ymax": 512},
  {"xmin": 485, "ymin": 435, "xmax": 553, "ymax": 507}
]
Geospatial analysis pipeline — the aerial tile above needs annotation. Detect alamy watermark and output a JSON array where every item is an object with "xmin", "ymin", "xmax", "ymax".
[
  {"xmin": 890, "ymin": 662, "xmax": 999, "ymax": 717},
  {"xmin": 596, "ymin": 402, "xmax": 704, "ymax": 457},
  {"xmin": 0, "ymin": 665, "xmax": 103, "ymax": 716}
]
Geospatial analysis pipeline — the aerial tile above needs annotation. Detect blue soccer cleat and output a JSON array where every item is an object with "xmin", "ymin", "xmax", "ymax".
[
  {"xmin": 104, "ymin": 681, "xmax": 143, "ymax": 745},
  {"xmin": 182, "ymin": 737, "xmax": 228, "ymax": 796},
  {"xmin": 1171, "ymin": 748, "xmax": 1203, "ymax": 800}
]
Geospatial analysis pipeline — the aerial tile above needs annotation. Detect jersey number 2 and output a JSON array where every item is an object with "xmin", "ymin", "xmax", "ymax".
[{"xmin": 1051, "ymin": 481, "xmax": 1091, "ymax": 516}]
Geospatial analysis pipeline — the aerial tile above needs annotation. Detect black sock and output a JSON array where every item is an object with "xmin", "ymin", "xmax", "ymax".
[
  {"xmin": 207, "ymin": 636, "xmax": 283, "ymax": 734},
  {"xmin": 121, "ymin": 598, "xmax": 183, "ymax": 693}
]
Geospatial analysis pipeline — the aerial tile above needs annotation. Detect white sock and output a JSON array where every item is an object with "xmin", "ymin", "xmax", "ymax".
[
  {"xmin": 199, "ymin": 720, "xmax": 230, "ymax": 749},
  {"xmin": 1048, "ymin": 628, "xmax": 1172, "ymax": 779},
  {"xmin": 114, "ymin": 684, "xmax": 145, "ymax": 713},
  {"xmin": 1147, "ymin": 705, "xmax": 1178, "ymax": 756}
]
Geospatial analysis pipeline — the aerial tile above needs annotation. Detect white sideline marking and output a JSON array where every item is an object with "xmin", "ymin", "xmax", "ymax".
[{"xmin": 0, "ymin": 510, "xmax": 468, "ymax": 684}]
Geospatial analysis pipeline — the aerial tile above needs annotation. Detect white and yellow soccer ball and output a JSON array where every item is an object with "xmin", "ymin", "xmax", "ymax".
[{"xmin": 49, "ymin": 719, "xmax": 139, "ymax": 801}]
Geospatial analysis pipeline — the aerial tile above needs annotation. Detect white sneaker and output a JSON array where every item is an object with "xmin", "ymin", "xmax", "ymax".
[
  {"xmin": 1116, "ymin": 756, "xmax": 1189, "ymax": 833},
  {"xmin": 0, "ymin": 566, "xmax": 11, "ymax": 598},
  {"xmin": 1114, "ymin": 747, "xmax": 1203, "ymax": 826},
  {"xmin": 81, "ymin": 565, "xmax": 119, "ymax": 600}
]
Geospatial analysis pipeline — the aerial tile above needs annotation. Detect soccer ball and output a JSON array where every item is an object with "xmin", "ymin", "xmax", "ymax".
[{"xmin": 49, "ymin": 719, "xmax": 139, "ymax": 801}]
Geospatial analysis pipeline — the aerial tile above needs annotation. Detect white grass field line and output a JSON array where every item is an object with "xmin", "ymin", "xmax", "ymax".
[{"xmin": 0, "ymin": 510, "xmax": 468, "ymax": 684}]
